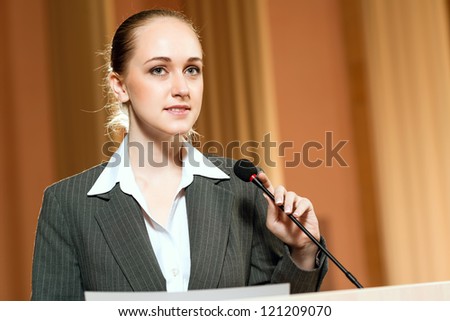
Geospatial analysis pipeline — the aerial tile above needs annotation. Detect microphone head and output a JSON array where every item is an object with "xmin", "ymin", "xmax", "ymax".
[{"xmin": 233, "ymin": 159, "xmax": 258, "ymax": 182}]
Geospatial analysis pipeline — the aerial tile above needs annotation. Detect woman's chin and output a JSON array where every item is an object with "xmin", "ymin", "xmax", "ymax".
[{"xmin": 166, "ymin": 126, "xmax": 192, "ymax": 137}]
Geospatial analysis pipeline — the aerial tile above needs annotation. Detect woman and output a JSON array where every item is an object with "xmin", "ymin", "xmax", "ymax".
[{"xmin": 31, "ymin": 9, "xmax": 327, "ymax": 300}]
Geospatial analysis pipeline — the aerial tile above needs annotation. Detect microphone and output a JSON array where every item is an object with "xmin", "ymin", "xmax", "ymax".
[{"xmin": 233, "ymin": 159, "xmax": 364, "ymax": 289}]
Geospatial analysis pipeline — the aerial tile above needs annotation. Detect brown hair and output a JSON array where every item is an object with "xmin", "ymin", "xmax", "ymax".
[{"xmin": 103, "ymin": 9, "xmax": 200, "ymax": 140}]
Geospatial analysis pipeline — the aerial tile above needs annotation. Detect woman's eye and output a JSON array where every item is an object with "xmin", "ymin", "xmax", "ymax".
[
  {"xmin": 150, "ymin": 67, "xmax": 166, "ymax": 76},
  {"xmin": 185, "ymin": 66, "xmax": 201, "ymax": 76}
]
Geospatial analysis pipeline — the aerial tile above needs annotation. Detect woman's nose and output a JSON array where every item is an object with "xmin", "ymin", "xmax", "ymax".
[{"xmin": 171, "ymin": 72, "xmax": 189, "ymax": 98}]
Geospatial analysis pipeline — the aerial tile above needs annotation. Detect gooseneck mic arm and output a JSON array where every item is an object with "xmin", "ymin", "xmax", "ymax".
[{"xmin": 234, "ymin": 159, "xmax": 364, "ymax": 289}]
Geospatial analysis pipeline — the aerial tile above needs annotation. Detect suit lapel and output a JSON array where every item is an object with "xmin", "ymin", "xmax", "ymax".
[
  {"xmin": 186, "ymin": 175, "xmax": 234, "ymax": 290},
  {"xmin": 94, "ymin": 185, "xmax": 166, "ymax": 291}
]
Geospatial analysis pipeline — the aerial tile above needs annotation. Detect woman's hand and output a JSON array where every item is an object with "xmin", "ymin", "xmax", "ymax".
[{"xmin": 257, "ymin": 172, "xmax": 320, "ymax": 270}]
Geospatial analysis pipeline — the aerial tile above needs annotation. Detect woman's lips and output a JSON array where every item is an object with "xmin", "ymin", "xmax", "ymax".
[{"xmin": 164, "ymin": 105, "xmax": 191, "ymax": 115}]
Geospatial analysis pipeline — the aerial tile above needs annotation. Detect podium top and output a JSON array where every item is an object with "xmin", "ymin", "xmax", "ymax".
[{"xmin": 248, "ymin": 281, "xmax": 450, "ymax": 301}]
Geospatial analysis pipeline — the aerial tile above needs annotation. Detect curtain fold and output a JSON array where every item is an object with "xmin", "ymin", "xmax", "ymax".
[{"xmin": 47, "ymin": 0, "xmax": 111, "ymax": 180}]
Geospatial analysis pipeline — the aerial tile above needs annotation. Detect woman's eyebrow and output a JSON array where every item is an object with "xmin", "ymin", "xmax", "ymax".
[
  {"xmin": 187, "ymin": 57, "xmax": 203, "ymax": 63},
  {"xmin": 144, "ymin": 56, "xmax": 171, "ymax": 64},
  {"xmin": 144, "ymin": 57, "xmax": 203, "ymax": 64}
]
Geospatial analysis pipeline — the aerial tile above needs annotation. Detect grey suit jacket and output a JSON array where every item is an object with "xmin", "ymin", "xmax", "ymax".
[{"xmin": 31, "ymin": 157, "xmax": 327, "ymax": 300}]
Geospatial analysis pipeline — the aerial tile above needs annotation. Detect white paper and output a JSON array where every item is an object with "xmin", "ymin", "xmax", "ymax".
[{"xmin": 85, "ymin": 283, "xmax": 290, "ymax": 301}]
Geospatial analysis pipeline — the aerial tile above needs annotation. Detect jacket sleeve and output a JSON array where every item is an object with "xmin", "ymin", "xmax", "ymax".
[
  {"xmin": 31, "ymin": 187, "xmax": 84, "ymax": 300},
  {"xmin": 248, "ymin": 189, "xmax": 328, "ymax": 293}
]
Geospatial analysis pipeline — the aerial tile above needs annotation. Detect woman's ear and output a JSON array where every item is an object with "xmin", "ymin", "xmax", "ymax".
[{"xmin": 109, "ymin": 72, "xmax": 129, "ymax": 103}]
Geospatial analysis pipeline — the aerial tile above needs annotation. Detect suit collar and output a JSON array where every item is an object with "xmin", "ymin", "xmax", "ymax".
[
  {"xmin": 94, "ymin": 185, "xmax": 166, "ymax": 291},
  {"xmin": 87, "ymin": 137, "xmax": 229, "ymax": 198},
  {"xmin": 185, "ymin": 174, "xmax": 234, "ymax": 290}
]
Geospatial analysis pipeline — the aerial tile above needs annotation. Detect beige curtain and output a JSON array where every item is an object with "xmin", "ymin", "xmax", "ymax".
[
  {"xmin": 48, "ymin": 0, "xmax": 112, "ymax": 180},
  {"xmin": 361, "ymin": 0, "xmax": 450, "ymax": 284},
  {"xmin": 340, "ymin": 0, "xmax": 386, "ymax": 287}
]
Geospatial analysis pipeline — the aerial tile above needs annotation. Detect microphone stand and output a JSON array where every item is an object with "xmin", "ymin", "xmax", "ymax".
[{"xmin": 250, "ymin": 175, "xmax": 364, "ymax": 289}]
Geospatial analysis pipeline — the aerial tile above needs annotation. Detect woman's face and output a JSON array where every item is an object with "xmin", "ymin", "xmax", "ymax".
[{"xmin": 112, "ymin": 17, "xmax": 203, "ymax": 140}]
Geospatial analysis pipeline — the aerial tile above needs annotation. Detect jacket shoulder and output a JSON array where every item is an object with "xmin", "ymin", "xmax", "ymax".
[{"xmin": 44, "ymin": 163, "xmax": 106, "ymax": 196}]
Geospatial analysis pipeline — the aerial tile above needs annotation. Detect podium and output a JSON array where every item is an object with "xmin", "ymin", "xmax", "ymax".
[
  {"xmin": 257, "ymin": 281, "xmax": 450, "ymax": 301},
  {"xmin": 86, "ymin": 281, "xmax": 450, "ymax": 301}
]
